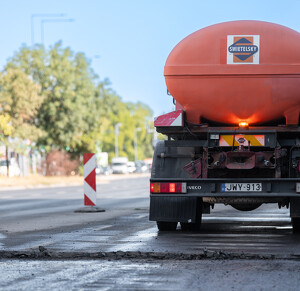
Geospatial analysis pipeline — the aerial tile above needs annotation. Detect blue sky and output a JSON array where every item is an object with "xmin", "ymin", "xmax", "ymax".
[{"xmin": 0, "ymin": 0, "xmax": 300, "ymax": 116}]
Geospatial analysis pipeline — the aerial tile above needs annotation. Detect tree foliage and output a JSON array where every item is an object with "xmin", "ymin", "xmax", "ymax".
[
  {"xmin": 3, "ymin": 42, "xmax": 154, "ymax": 162},
  {"xmin": 0, "ymin": 68, "xmax": 43, "ymax": 142},
  {"xmin": 0, "ymin": 114, "xmax": 12, "ymax": 145},
  {"xmin": 101, "ymin": 96, "xmax": 153, "ymax": 161},
  {"xmin": 6, "ymin": 43, "xmax": 99, "ymax": 153}
]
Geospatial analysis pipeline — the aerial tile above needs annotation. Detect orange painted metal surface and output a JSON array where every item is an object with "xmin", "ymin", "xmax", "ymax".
[{"xmin": 164, "ymin": 21, "xmax": 300, "ymax": 125}]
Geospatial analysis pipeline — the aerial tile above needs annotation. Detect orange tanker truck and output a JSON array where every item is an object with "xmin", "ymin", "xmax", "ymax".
[{"xmin": 150, "ymin": 20, "xmax": 300, "ymax": 232}]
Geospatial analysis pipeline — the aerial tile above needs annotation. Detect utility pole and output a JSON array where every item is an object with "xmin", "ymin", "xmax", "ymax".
[
  {"xmin": 114, "ymin": 123, "xmax": 122, "ymax": 158},
  {"xmin": 134, "ymin": 128, "xmax": 141, "ymax": 162}
]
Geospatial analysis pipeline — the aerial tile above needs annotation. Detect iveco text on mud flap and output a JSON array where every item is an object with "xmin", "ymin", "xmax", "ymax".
[{"xmin": 150, "ymin": 20, "xmax": 300, "ymax": 232}]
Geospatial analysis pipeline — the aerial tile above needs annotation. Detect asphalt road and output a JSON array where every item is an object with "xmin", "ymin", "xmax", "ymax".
[
  {"xmin": 1, "ymin": 174, "xmax": 300, "ymax": 290},
  {"xmin": 1, "ymin": 259, "xmax": 300, "ymax": 291},
  {"xmin": 0, "ymin": 174, "xmax": 150, "ymax": 234}
]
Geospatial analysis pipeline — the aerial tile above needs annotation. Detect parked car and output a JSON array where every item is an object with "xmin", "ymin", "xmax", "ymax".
[
  {"xmin": 135, "ymin": 161, "xmax": 148, "ymax": 173},
  {"xmin": 111, "ymin": 157, "xmax": 128, "ymax": 174},
  {"xmin": 96, "ymin": 165, "xmax": 112, "ymax": 175},
  {"xmin": 0, "ymin": 159, "xmax": 21, "ymax": 177},
  {"xmin": 102, "ymin": 166, "xmax": 113, "ymax": 176},
  {"xmin": 95, "ymin": 165, "xmax": 102, "ymax": 175},
  {"xmin": 127, "ymin": 161, "xmax": 136, "ymax": 174}
]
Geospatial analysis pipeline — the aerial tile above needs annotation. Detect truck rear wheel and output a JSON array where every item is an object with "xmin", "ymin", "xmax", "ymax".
[
  {"xmin": 231, "ymin": 203, "xmax": 262, "ymax": 211},
  {"xmin": 157, "ymin": 221, "xmax": 178, "ymax": 231},
  {"xmin": 292, "ymin": 218, "xmax": 300, "ymax": 233}
]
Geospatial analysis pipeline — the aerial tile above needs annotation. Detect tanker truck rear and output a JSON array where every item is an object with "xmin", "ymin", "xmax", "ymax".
[{"xmin": 150, "ymin": 21, "xmax": 300, "ymax": 232}]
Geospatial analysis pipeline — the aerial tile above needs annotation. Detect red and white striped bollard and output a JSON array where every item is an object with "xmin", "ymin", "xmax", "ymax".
[
  {"xmin": 75, "ymin": 153, "xmax": 105, "ymax": 213},
  {"xmin": 84, "ymin": 153, "xmax": 97, "ymax": 206}
]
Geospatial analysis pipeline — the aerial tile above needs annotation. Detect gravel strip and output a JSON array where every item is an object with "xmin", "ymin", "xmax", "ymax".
[{"xmin": 1, "ymin": 248, "xmax": 299, "ymax": 261}]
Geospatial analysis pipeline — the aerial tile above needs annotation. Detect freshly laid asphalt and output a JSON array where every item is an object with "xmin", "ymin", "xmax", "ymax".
[{"xmin": 1, "ymin": 174, "xmax": 300, "ymax": 290}]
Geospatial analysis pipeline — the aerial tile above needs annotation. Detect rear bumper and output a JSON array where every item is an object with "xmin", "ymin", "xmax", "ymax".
[
  {"xmin": 149, "ymin": 178, "xmax": 300, "ymax": 222},
  {"xmin": 150, "ymin": 178, "xmax": 300, "ymax": 198}
]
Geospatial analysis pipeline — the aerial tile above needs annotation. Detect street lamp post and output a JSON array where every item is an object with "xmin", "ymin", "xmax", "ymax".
[
  {"xmin": 147, "ymin": 125, "xmax": 158, "ymax": 148},
  {"xmin": 31, "ymin": 13, "xmax": 66, "ymax": 45},
  {"xmin": 114, "ymin": 123, "xmax": 122, "ymax": 158},
  {"xmin": 134, "ymin": 128, "xmax": 142, "ymax": 162},
  {"xmin": 41, "ymin": 18, "xmax": 74, "ymax": 44}
]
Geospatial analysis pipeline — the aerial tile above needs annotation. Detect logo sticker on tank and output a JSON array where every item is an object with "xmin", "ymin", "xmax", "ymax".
[{"xmin": 227, "ymin": 35, "xmax": 260, "ymax": 64}]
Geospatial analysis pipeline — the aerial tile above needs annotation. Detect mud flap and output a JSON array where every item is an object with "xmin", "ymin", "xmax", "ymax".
[
  {"xmin": 149, "ymin": 196, "xmax": 197, "ymax": 222},
  {"xmin": 290, "ymin": 198, "xmax": 300, "ymax": 218}
]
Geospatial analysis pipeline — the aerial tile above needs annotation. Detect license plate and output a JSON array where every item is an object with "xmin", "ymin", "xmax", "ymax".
[{"xmin": 221, "ymin": 183, "xmax": 262, "ymax": 192}]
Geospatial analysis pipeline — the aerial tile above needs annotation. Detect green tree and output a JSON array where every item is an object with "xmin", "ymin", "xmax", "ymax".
[
  {"xmin": 0, "ymin": 68, "xmax": 43, "ymax": 175},
  {"xmin": 0, "ymin": 114, "xmax": 12, "ymax": 140},
  {"xmin": 6, "ymin": 43, "xmax": 100, "ymax": 154},
  {"xmin": 5, "ymin": 42, "xmax": 154, "ymax": 164},
  {"xmin": 0, "ymin": 68, "xmax": 43, "ymax": 141},
  {"xmin": 100, "ymin": 94, "xmax": 154, "ymax": 162}
]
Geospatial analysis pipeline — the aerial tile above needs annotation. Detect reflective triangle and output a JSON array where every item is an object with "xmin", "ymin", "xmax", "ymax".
[
  {"xmin": 84, "ymin": 194, "xmax": 95, "ymax": 206},
  {"xmin": 84, "ymin": 153, "xmax": 95, "ymax": 165},
  {"xmin": 85, "ymin": 169, "xmax": 96, "ymax": 191}
]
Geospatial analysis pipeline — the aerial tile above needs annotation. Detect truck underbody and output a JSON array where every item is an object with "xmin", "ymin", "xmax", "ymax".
[{"xmin": 150, "ymin": 121, "xmax": 300, "ymax": 232}]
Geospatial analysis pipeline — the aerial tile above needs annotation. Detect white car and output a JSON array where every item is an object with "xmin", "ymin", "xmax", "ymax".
[
  {"xmin": 135, "ymin": 161, "xmax": 149, "ymax": 173},
  {"xmin": 127, "ymin": 162, "xmax": 136, "ymax": 174},
  {"xmin": 111, "ymin": 157, "xmax": 128, "ymax": 174},
  {"xmin": 0, "ymin": 160, "xmax": 21, "ymax": 177}
]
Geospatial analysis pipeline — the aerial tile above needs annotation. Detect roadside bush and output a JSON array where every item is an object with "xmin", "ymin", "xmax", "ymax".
[{"xmin": 44, "ymin": 150, "xmax": 79, "ymax": 176}]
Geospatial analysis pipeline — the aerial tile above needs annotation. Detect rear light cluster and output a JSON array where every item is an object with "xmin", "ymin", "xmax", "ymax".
[{"xmin": 150, "ymin": 182, "xmax": 187, "ymax": 194}]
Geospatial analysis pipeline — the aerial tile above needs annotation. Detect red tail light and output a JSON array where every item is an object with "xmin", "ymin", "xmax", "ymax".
[
  {"xmin": 150, "ymin": 183, "xmax": 155, "ymax": 192},
  {"xmin": 150, "ymin": 182, "xmax": 187, "ymax": 194},
  {"xmin": 169, "ymin": 183, "xmax": 176, "ymax": 192}
]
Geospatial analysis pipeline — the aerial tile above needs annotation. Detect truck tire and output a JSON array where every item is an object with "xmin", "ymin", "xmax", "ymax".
[
  {"xmin": 231, "ymin": 203, "xmax": 262, "ymax": 211},
  {"xmin": 292, "ymin": 218, "xmax": 300, "ymax": 233},
  {"xmin": 180, "ymin": 199, "xmax": 202, "ymax": 231},
  {"xmin": 157, "ymin": 221, "xmax": 178, "ymax": 231}
]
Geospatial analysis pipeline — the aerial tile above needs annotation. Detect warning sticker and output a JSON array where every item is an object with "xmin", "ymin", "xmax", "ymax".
[{"xmin": 219, "ymin": 135, "xmax": 265, "ymax": 146}]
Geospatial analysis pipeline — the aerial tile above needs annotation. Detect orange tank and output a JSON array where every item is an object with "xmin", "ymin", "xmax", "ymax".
[{"xmin": 164, "ymin": 21, "xmax": 300, "ymax": 125}]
